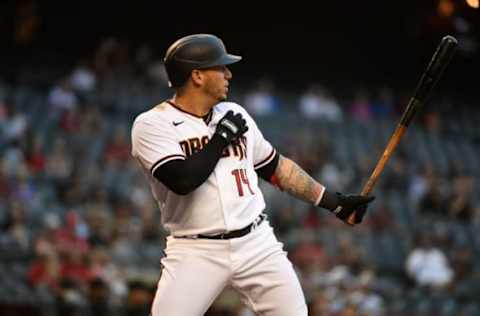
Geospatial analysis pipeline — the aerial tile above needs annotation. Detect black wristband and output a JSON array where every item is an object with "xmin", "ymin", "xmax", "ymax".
[{"xmin": 317, "ymin": 190, "xmax": 339, "ymax": 211}]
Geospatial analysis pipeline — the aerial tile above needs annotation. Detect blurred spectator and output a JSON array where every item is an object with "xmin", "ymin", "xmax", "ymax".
[
  {"xmin": 104, "ymin": 126, "xmax": 130, "ymax": 163},
  {"xmin": 11, "ymin": 166, "xmax": 37, "ymax": 207},
  {"xmin": 291, "ymin": 230, "xmax": 326, "ymax": 272},
  {"xmin": 2, "ymin": 101, "xmax": 28, "ymax": 144},
  {"xmin": 130, "ymin": 175, "xmax": 155, "ymax": 212},
  {"xmin": 2, "ymin": 141, "xmax": 26, "ymax": 178},
  {"xmin": 0, "ymin": 98, "xmax": 7, "ymax": 122},
  {"xmin": 419, "ymin": 174, "xmax": 449, "ymax": 216},
  {"xmin": 334, "ymin": 235, "xmax": 365, "ymax": 276},
  {"xmin": 76, "ymin": 164, "xmax": 103, "ymax": 198},
  {"xmin": 47, "ymin": 77, "xmax": 79, "ymax": 114},
  {"xmin": 270, "ymin": 206, "xmax": 297, "ymax": 238},
  {"xmin": 244, "ymin": 78, "xmax": 281, "ymax": 116},
  {"xmin": 87, "ymin": 278, "xmax": 110, "ymax": 316},
  {"xmin": 303, "ymin": 207, "xmax": 322, "ymax": 229},
  {"xmin": 406, "ymin": 234, "xmax": 454, "ymax": 288},
  {"xmin": 85, "ymin": 206, "xmax": 112, "ymax": 247},
  {"xmin": 28, "ymin": 251, "xmax": 61, "ymax": 293},
  {"xmin": 450, "ymin": 245, "xmax": 474, "ymax": 284},
  {"xmin": 366, "ymin": 202, "xmax": 395, "ymax": 232},
  {"xmin": 71, "ymin": 106, "xmax": 105, "ymax": 160},
  {"xmin": 1, "ymin": 201, "xmax": 30, "ymax": 250},
  {"xmin": 60, "ymin": 107, "xmax": 82, "ymax": 133},
  {"xmin": 0, "ymin": 159, "xmax": 9, "ymax": 198},
  {"xmin": 110, "ymin": 215, "xmax": 141, "ymax": 266},
  {"xmin": 54, "ymin": 211, "xmax": 90, "ymax": 256},
  {"xmin": 422, "ymin": 109, "xmax": 442, "ymax": 133},
  {"xmin": 408, "ymin": 165, "xmax": 434, "ymax": 209},
  {"xmin": 45, "ymin": 138, "xmax": 74, "ymax": 188},
  {"xmin": 125, "ymin": 281, "xmax": 153, "ymax": 316},
  {"xmin": 348, "ymin": 270, "xmax": 385, "ymax": 316},
  {"xmin": 139, "ymin": 202, "xmax": 162, "ymax": 241},
  {"xmin": 291, "ymin": 229, "xmax": 327, "ymax": 297},
  {"xmin": 70, "ymin": 60, "xmax": 97, "ymax": 95},
  {"xmin": 145, "ymin": 60, "xmax": 169, "ymax": 87},
  {"xmin": 94, "ymin": 37, "xmax": 120, "ymax": 79},
  {"xmin": 133, "ymin": 43, "xmax": 154, "ymax": 78},
  {"xmin": 317, "ymin": 158, "xmax": 351, "ymax": 192},
  {"xmin": 361, "ymin": 276, "xmax": 385, "ymax": 316},
  {"xmin": 57, "ymin": 276, "xmax": 89, "ymax": 316},
  {"xmin": 33, "ymin": 213, "xmax": 61, "ymax": 255},
  {"xmin": 448, "ymin": 172, "xmax": 476, "ymax": 221},
  {"xmin": 382, "ymin": 157, "xmax": 408, "ymax": 193},
  {"xmin": 371, "ymin": 87, "xmax": 394, "ymax": 120},
  {"xmin": 337, "ymin": 303, "xmax": 358, "ymax": 316},
  {"xmin": 310, "ymin": 290, "xmax": 330, "ymax": 316},
  {"xmin": 348, "ymin": 88, "xmax": 372, "ymax": 122},
  {"xmin": 299, "ymin": 84, "xmax": 343, "ymax": 121},
  {"xmin": 81, "ymin": 105, "xmax": 103, "ymax": 132},
  {"xmin": 60, "ymin": 249, "xmax": 92, "ymax": 289},
  {"xmin": 24, "ymin": 134, "xmax": 46, "ymax": 174},
  {"xmin": 89, "ymin": 247, "xmax": 128, "ymax": 305},
  {"xmin": 62, "ymin": 173, "xmax": 88, "ymax": 208}
]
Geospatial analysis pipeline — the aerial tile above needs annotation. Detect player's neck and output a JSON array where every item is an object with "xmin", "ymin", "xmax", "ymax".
[{"xmin": 172, "ymin": 93, "xmax": 215, "ymax": 117}]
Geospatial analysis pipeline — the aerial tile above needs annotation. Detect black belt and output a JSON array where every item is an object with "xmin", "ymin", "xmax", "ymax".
[{"xmin": 194, "ymin": 213, "xmax": 267, "ymax": 240}]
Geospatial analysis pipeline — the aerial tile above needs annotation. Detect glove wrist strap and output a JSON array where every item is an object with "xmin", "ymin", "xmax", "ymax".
[
  {"xmin": 317, "ymin": 190, "xmax": 340, "ymax": 211},
  {"xmin": 212, "ymin": 132, "xmax": 230, "ymax": 148}
]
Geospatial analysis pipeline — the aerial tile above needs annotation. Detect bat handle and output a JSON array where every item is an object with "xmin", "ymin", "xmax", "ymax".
[
  {"xmin": 360, "ymin": 176, "xmax": 376, "ymax": 196},
  {"xmin": 344, "ymin": 182, "xmax": 376, "ymax": 226}
]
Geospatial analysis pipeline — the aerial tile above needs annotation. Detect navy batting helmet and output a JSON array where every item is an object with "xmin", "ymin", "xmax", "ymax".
[{"xmin": 164, "ymin": 34, "xmax": 242, "ymax": 88}]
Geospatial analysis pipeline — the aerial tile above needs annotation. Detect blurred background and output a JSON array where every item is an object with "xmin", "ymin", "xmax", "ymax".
[{"xmin": 0, "ymin": 0, "xmax": 479, "ymax": 315}]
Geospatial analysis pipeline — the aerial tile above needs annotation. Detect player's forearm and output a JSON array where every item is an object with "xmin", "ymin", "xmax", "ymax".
[{"xmin": 274, "ymin": 155, "xmax": 325, "ymax": 206}]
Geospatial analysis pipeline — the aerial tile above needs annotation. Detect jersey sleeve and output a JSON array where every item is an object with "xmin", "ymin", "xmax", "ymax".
[
  {"xmin": 250, "ymin": 118, "xmax": 277, "ymax": 170},
  {"xmin": 131, "ymin": 117, "xmax": 185, "ymax": 176}
]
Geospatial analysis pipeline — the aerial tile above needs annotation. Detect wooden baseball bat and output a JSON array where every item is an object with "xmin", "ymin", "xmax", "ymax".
[{"xmin": 346, "ymin": 35, "xmax": 458, "ymax": 225}]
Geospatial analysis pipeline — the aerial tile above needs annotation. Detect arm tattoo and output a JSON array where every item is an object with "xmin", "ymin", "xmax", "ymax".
[{"xmin": 274, "ymin": 155, "xmax": 325, "ymax": 205}]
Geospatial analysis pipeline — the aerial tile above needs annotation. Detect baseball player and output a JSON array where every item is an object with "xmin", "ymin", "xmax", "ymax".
[{"xmin": 131, "ymin": 34, "xmax": 374, "ymax": 316}]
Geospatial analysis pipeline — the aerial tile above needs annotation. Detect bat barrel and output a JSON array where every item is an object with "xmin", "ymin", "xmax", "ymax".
[
  {"xmin": 426, "ymin": 36, "xmax": 458, "ymax": 81},
  {"xmin": 415, "ymin": 35, "xmax": 457, "ymax": 102},
  {"xmin": 400, "ymin": 35, "xmax": 458, "ymax": 127}
]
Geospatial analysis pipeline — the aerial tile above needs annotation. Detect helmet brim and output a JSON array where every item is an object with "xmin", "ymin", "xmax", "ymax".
[
  {"xmin": 199, "ymin": 53, "xmax": 242, "ymax": 69},
  {"xmin": 219, "ymin": 54, "xmax": 242, "ymax": 65}
]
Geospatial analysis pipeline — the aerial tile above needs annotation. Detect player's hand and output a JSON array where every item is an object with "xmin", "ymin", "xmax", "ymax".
[
  {"xmin": 215, "ymin": 110, "xmax": 248, "ymax": 145},
  {"xmin": 332, "ymin": 193, "xmax": 375, "ymax": 224}
]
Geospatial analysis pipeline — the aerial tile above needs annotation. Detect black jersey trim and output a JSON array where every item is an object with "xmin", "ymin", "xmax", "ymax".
[
  {"xmin": 150, "ymin": 154, "xmax": 186, "ymax": 175},
  {"xmin": 255, "ymin": 151, "xmax": 280, "ymax": 182},
  {"xmin": 254, "ymin": 148, "xmax": 276, "ymax": 170}
]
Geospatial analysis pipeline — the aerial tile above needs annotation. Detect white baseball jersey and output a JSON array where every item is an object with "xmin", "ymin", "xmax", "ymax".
[{"xmin": 131, "ymin": 100, "xmax": 276, "ymax": 236}]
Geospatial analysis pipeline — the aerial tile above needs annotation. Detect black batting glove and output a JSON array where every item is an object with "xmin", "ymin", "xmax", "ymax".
[
  {"xmin": 318, "ymin": 191, "xmax": 375, "ymax": 224},
  {"xmin": 215, "ymin": 110, "xmax": 248, "ymax": 145}
]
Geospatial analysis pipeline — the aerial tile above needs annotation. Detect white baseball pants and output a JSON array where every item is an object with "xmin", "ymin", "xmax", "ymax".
[{"xmin": 151, "ymin": 220, "xmax": 308, "ymax": 316}]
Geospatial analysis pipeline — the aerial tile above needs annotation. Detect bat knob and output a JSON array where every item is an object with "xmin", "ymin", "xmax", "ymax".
[{"xmin": 442, "ymin": 35, "xmax": 458, "ymax": 46}]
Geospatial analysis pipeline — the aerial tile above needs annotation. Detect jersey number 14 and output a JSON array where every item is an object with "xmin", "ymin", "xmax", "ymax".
[{"xmin": 231, "ymin": 169, "xmax": 254, "ymax": 197}]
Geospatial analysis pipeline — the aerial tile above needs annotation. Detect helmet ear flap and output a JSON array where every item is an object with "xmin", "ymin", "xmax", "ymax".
[
  {"xmin": 164, "ymin": 57, "xmax": 192, "ymax": 88},
  {"xmin": 164, "ymin": 41, "xmax": 191, "ymax": 88}
]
